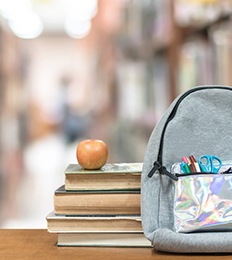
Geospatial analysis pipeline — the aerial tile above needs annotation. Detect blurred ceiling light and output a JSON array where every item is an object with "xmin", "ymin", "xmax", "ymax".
[
  {"xmin": 0, "ymin": 0, "xmax": 33, "ymax": 19},
  {"xmin": 66, "ymin": 0, "xmax": 98, "ymax": 20},
  {"xmin": 65, "ymin": 0, "xmax": 98, "ymax": 38},
  {"xmin": 1, "ymin": 9, "xmax": 33, "ymax": 21},
  {"xmin": 64, "ymin": 17, "xmax": 91, "ymax": 39},
  {"xmin": 0, "ymin": 0, "xmax": 99, "ymax": 38},
  {"xmin": 8, "ymin": 12, "xmax": 43, "ymax": 39}
]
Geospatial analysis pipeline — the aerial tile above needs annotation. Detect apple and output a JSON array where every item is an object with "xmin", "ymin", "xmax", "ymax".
[{"xmin": 76, "ymin": 139, "xmax": 108, "ymax": 169}]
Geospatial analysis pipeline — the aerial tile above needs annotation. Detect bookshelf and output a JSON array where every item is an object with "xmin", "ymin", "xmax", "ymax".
[
  {"xmin": 105, "ymin": 0, "xmax": 232, "ymax": 162},
  {"xmin": 0, "ymin": 17, "xmax": 26, "ymax": 224}
]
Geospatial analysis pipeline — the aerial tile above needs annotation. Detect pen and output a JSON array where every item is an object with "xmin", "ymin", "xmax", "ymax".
[{"xmin": 189, "ymin": 155, "xmax": 201, "ymax": 172}]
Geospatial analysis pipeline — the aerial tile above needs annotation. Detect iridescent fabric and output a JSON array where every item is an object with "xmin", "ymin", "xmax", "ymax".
[{"xmin": 174, "ymin": 174, "xmax": 232, "ymax": 233}]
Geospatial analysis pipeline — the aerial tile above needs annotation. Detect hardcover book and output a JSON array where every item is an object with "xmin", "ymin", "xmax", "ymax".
[
  {"xmin": 64, "ymin": 162, "xmax": 143, "ymax": 190},
  {"xmin": 46, "ymin": 211, "xmax": 142, "ymax": 233},
  {"xmin": 54, "ymin": 185, "xmax": 141, "ymax": 215}
]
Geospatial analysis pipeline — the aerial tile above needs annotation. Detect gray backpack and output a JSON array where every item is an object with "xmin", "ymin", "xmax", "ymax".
[{"xmin": 141, "ymin": 85, "xmax": 232, "ymax": 253}]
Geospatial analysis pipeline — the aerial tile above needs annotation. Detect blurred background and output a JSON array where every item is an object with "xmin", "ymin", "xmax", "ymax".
[{"xmin": 0, "ymin": 0, "xmax": 231, "ymax": 228}]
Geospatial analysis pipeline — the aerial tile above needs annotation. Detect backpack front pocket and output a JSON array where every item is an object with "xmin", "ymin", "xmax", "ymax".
[{"xmin": 173, "ymin": 174, "xmax": 232, "ymax": 233}]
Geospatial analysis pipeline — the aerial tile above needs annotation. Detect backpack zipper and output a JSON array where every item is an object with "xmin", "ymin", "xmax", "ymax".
[
  {"xmin": 176, "ymin": 171, "xmax": 232, "ymax": 177},
  {"xmin": 148, "ymin": 86, "xmax": 232, "ymax": 180},
  {"xmin": 175, "ymin": 172, "xmax": 215, "ymax": 177}
]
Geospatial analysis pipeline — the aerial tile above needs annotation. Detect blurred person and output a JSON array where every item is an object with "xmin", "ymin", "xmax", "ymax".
[{"xmin": 59, "ymin": 75, "xmax": 88, "ymax": 144}]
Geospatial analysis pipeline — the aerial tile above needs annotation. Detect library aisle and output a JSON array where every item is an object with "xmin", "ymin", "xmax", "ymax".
[{"xmin": 0, "ymin": 0, "xmax": 231, "ymax": 228}]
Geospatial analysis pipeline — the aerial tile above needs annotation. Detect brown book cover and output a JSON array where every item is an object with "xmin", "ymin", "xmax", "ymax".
[
  {"xmin": 54, "ymin": 185, "xmax": 141, "ymax": 215},
  {"xmin": 64, "ymin": 163, "xmax": 142, "ymax": 191},
  {"xmin": 46, "ymin": 211, "xmax": 142, "ymax": 233}
]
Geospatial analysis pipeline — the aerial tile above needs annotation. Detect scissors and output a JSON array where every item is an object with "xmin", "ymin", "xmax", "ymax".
[{"xmin": 198, "ymin": 155, "xmax": 222, "ymax": 173}]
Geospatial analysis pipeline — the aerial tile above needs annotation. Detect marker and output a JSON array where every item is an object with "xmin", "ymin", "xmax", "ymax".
[
  {"xmin": 189, "ymin": 157, "xmax": 196, "ymax": 172},
  {"xmin": 189, "ymin": 155, "xmax": 201, "ymax": 172},
  {"xmin": 189, "ymin": 155, "xmax": 197, "ymax": 164},
  {"xmin": 182, "ymin": 157, "xmax": 188, "ymax": 164},
  {"xmin": 183, "ymin": 163, "xmax": 191, "ymax": 173},
  {"xmin": 180, "ymin": 161, "xmax": 186, "ymax": 173},
  {"xmin": 189, "ymin": 163, "xmax": 196, "ymax": 173}
]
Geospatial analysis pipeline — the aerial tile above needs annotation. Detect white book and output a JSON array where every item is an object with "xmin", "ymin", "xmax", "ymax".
[{"xmin": 57, "ymin": 232, "xmax": 152, "ymax": 247}]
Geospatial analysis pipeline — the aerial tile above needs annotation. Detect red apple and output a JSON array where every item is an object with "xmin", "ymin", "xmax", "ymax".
[{"xmin": 76, "ymin": 139, "xmax": 108, "ymax": 169}]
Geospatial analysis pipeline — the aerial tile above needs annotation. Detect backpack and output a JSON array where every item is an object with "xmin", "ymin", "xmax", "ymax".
[{"xmin": 141, "ymin": 85, "xmax": 232, "ymax": 253}]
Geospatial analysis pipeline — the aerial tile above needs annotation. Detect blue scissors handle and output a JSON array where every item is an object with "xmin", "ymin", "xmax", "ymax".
[{"xmin": 198, "ymin": 155, "xmax": 222, "ymax": 173}]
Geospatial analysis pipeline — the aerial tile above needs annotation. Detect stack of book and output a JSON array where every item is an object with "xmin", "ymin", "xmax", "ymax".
[{"xmin": 46, "ymin": 162, "xmax": 152, "ymax": 247}]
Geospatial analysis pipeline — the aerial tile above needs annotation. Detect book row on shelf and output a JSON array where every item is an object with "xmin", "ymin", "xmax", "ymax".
[
  {"xmin": 177, "ymin": 18, "xmax": 232, "ymax": 94},
  {"xmin": 116, "ymin": 58, "xmax": 170, "ymax": 124},
  {"xmin": 118, "ymin": 0, "xmax": 232, "ymax": 58},
  {"xmin": 174, "ymin": 0, "xmax": 232, "ymax": 28},
  {"xmin": 46, "ymin": 162, "xmax": 152, "ymax": 247},
  {"xmin": 117, "ymin": 0, "xmax": 171, "ymax": 51}
]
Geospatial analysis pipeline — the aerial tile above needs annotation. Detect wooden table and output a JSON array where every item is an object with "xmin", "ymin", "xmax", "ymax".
[{"xmin": 0, "ymin": 229, "xmax": 231, "ymax": 259}]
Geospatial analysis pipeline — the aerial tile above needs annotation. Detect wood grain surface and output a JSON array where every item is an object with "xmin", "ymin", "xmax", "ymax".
[{"xmin": 0, "ymin": 229, "xmax": 231, "ymax": 259}]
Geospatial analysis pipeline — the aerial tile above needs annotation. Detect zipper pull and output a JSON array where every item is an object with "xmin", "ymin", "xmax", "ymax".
[
  {"xmin": 148, "ymin": 161, "xmax": 178, "ymax": 181},
  {"xmin": 222, "ymin": 167, "xmax": 232, "ymax": 174},
  {"xmin": 148, "ymin": 161, "xmax": 160, "ymax": 178}
]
